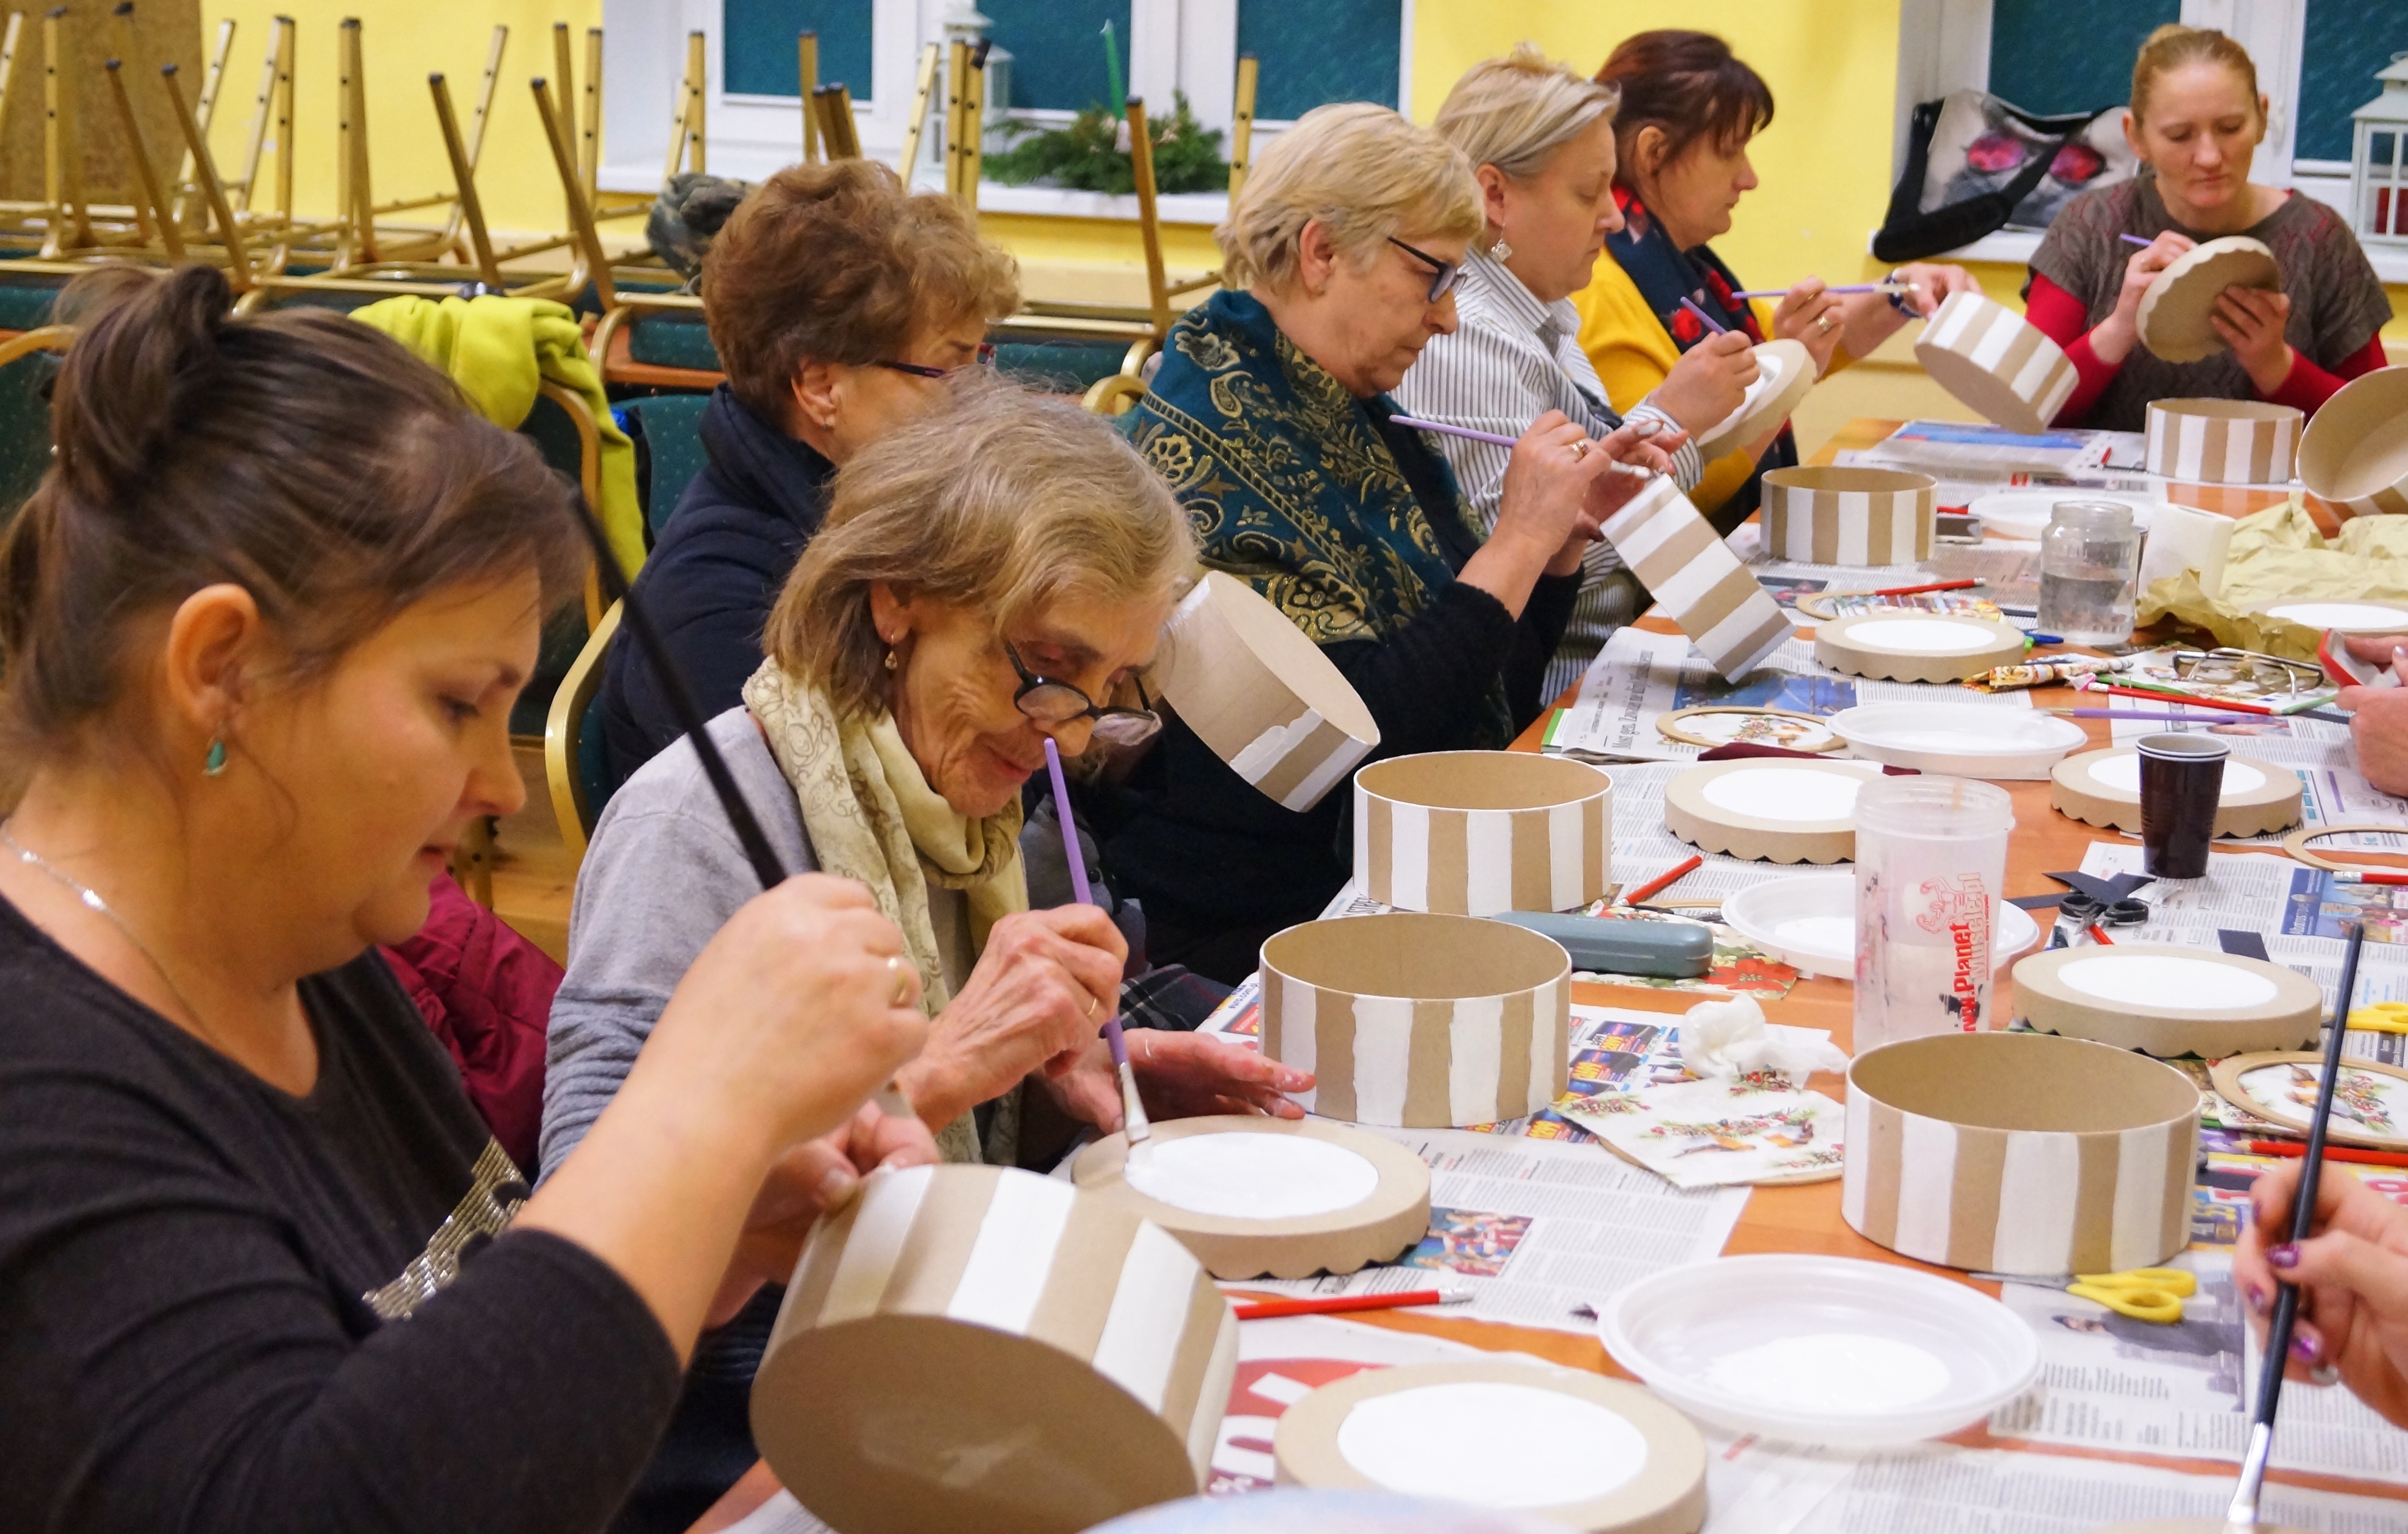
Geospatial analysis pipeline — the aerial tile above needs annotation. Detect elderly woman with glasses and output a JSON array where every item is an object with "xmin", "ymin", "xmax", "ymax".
[
  {"xmin": 1101, "ymin": 102, "xmax": 1675, "ymax": 984},
  {"xmin": 543, "ymin": 377, "xmax": 1306, "ymax": 1524},
  {"xmin": 594, "ymin": 157, "xmax": 1021, "ymax": 788}
]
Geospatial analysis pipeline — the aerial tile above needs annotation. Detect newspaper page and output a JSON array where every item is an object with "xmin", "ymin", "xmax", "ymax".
[
  {"xmin": 1850, "ymin": 419, "xmax": 2145, "ymax": 479},
  {"xmin": 1545, "ymin": 628, "xmax": 2031, "ymax": 764}
]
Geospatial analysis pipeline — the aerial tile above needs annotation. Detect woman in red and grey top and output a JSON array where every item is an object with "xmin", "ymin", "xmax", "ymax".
[{"xmin": 2025, "ymin": 23, "xmax": 2392, "ymax": 433}]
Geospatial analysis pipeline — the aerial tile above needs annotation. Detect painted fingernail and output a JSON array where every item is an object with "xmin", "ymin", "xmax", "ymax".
[
  {"xmin": 2268, "ymin": 1244, "xmax": 2300, "ymax": 1270},
  {"xmin": 2290, "ymin": 1332, "xmax": 2320, "ymax": 1365},
  {"xmin": 2245, "ymin": 1283, "xmax": 2269, "ymax": 1313},
  {"xmin": 817, "ymin": 1167, "xmax": 857, "ymax": 1207}
]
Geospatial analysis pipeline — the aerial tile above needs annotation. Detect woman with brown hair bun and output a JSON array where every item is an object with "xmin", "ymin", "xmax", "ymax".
[
  {"xmin": 1571, "ymin": 30, "xmax": 1979, "ymax": 520},
  {"xmin": 596, "ymin": 158, "xmax": 1022, "ymax": 786},
  {"xmin": 2024, "ymin": 24, "xmax": 2391, "ymax": 430},
  {"xmin": 0, "ymin": 264, "xmax": 938, "ymax": 1533}
]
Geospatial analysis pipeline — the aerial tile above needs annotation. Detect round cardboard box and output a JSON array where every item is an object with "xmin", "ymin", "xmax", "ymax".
[
  {"xmin": 2299, "ymin": 365, "xmax": 2408, "ymax": 519},
  {"xmin": 1695, "ymin": 338, "xmax": 1816, "ymax": 459},
  {"xmin": 2210, "ymin": 1052, "xmax": 2408, "ymax": 1153},
  {"xmin": 753, "ymin": 1163, "xmax": 1237, "ymax": 1534},
  {"xmin": 2013, "ymin": 943, "xmax": 2324, "ymax": 1057},
  {"xmin": 1273, "ymin": 1361, "xmax": 1707, "ymax": 1534},
  {"xmin": 1074, "ymin": 1116, "xmax": 1432, "ymax": 1280},
  {"xmin": 1662, "ymin": 757, "xmax": 1886, "ymax": 864},
  {"xmin": 1596, "ymin": 474, "xmax": 1794, "ymax": 681},
  {"xmin": 1760, "ymin": 465, "xmax": 1936, "ymax": 566},
  {"xmin": 1914, "ymin": 291, "xmax": 2078, "ymax": 436},
  {"xmin": 1353, "ymin": 751, "xmax": 1611, "ymax": 917},
  {"xmin": 1156, "ymin": 570, "xmax": 1380, "ymax": 813},
  {"xmin": 2137, "ymin": 237, "xmax": 2281, "ymax": 364},
  {"xmin": 2049, "ymin": 747, "xmax": 2301, "ymax": 838},
  {"xmin": 1842, "ymin": 1032, "xmax": 2198, "ymax": 1275},
  {"xmin": 1813, "ymin": 611, "xmax": 2028, "ymax": 684},
  {"xmin": 1260, "ymin": 913, "xmax": 1571, "ymax": 1128},
  {"xmin": 2143, "ymin": 397, "xmax": 2300, "ymax": 485}
]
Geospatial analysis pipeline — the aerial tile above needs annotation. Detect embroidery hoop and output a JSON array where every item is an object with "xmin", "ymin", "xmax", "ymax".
[
  {"xmin": 2211, "ymin": 1052, "xmax": 2408, "ymax": 1152},
  {"xmin": 2280, "ymin": 823, "xmax": 2408, "ymax": 872},
  {"xmin": 1654, "ymin": 705, "xmax": 1842, "ymax": 752}
]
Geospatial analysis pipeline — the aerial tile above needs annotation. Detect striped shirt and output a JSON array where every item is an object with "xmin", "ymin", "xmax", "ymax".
[{"xmin": 1393, "ymin": 249, "xmax": 1705, "ymax": 700}]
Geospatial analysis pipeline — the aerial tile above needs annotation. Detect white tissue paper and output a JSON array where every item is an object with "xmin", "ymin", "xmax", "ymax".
[{"xmin": 1677, "ymin": 995, "xmax": 1851, "ymax": 1083}]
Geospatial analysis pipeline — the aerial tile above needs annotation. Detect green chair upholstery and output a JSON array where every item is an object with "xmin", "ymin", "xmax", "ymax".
[
  {"xmin": 511, "ymin": 391, "xmax": 598, "ymax": 736},
  {"xmin": 617, "ymin": 392, "xmax": 714, "ymax": 539},
  {"xmin": 0, "ymin": 277, "xmax": 64, "ymax": 333},
  {"xmin": 0, "ymin": 346, "xmax": 60, "ymax": 526},
  {"xmin": 991, "ymin": 337, "xmax": 1138, "ymax": 393},
  {"xmin": 626, "ymin": 313, "xmax": 721, "ymax": 372}
]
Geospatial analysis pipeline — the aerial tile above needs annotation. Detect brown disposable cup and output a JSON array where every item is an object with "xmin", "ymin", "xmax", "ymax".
[{"xmin": 2138, "ymin": 734, "xmax": 2228, "ymax": 878}]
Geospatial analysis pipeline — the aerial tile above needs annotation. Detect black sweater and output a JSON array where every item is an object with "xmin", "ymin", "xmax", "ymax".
[
  {"xmin": 596, "ymin": 385, "xmax": 834, "ymax": 788},
  {"xmin": 0, "ymin": 899, "xmax": 681, "ymax": 1534},
  {"xmin": 1100, "ymin": 408, "xmax": 1581, "ymax": 984}
]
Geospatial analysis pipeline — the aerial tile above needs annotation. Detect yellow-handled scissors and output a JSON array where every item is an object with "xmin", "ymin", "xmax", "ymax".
[
  {"xmin": 2066, "ymin": 1267, "xmax": 2196, "ymax": 1324},
  {"xmin": 2349, "ymin": 1002, "xmax": 2408, "ymax": 1035}
]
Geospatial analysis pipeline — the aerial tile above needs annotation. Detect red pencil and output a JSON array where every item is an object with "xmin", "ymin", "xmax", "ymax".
[
  {"xmin": 2333, "ymin": 871, "xmax": 2408, "ymax": 887},
  {"xmin": 1622, "ymin": 854, "xmax": 1703, "ymax": 907},
  {"xmin": 2246, "ymin": 1140, "xmax": 2408, "ymax": 1169},
  {"xmin": 1231, "ymin": 1289, "xmax": 1468, "ymax": 1320},
  {"xmin": 2088, "ymin": 925, "xmax": 2114, "ymax": 945},
  {"xmin": 1870, "ymin": 578, "xmax": 1979, "ymax": 597},
  {"xmin": 2077, "ymin": 681, "xmax": 2277, "ymax": 716}
]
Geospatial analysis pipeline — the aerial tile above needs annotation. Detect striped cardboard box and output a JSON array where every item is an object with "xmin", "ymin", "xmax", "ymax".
[
  {"xmin": 1354, "ymin": 751, "xmax": 1611, "ymax": 917},
  {"xmin": 1914, "ymin": 292, "xmax": 2079, "ymax": 437},
  {"xmin": 2299, "ymin": 367, "xmax": 2408, "ymax": 519},
  {"xmin": 1598, "ymin": 475, "xmax": 1791, "ymax": 681},
  {"xmin": 1761, "ymin": 466, "xmax": 1935, "ymax": 566},
  {"xmin": 2144, "ymin": 399, "xmax": 2299, "ymax": 486}
]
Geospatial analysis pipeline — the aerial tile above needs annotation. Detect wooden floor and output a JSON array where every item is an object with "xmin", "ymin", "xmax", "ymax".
[{"xmin": 493, "ymin": 743, "xmax": 577, "ymax": 964}]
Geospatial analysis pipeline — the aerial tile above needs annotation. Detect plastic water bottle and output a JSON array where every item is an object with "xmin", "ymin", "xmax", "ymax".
[{"xmin": 1854, "ymin": 776, "xmax": 2015, "ymax": 1053}]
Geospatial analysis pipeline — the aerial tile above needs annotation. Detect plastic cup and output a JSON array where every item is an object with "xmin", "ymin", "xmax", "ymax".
[
  {"xmin": 1853, "ymin": 776, "xmax": 2015, "ymax": 1054},
  {"xmin": 2137, "ymin": 733, "xmax": 2228, "ymax": 878}
]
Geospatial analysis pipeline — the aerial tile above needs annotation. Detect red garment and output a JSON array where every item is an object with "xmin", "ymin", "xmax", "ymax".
[
  {"xmin": 380, "ymin": 874, "xmax": 559, "ymax": 1173},
  {"xmin": 2024, "ymin": 272, "xmax": 2387, "ymax": 427}
]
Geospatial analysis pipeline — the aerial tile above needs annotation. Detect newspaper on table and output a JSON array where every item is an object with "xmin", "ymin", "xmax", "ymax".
[
  {"xmin": 1561, "ymin": 1071, "xmax": 1847, "ymax": 1187},
  {"xmin": 1545, "ymin": 627, "xmax": 2032, "ymax": 764},
  {"xmin": 1847, "ymin": 418, "xmax": 2148, "ymax": 480}
]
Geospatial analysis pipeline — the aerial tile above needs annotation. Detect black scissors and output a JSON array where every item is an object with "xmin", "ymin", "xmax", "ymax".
[{"xmin": 2047, "ymin": 893, "xmax": 2150, "ymax": 948}]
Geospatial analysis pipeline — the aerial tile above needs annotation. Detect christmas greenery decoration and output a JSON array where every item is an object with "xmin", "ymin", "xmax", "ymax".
[{"xmin": 987, "ymin": 91, "xmax": 1228, "ymax": 195}]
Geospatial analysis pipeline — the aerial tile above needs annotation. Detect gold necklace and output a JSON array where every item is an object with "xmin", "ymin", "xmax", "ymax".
[{"xmin": 2, "ymin": 819, "xmax": 219, "ymax": 1044}]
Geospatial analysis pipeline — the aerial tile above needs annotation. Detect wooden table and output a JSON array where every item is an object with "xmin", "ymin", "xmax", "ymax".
[{"xmin": 689, "ymin": 419, "xmax": 2394, "ymax": 1530}]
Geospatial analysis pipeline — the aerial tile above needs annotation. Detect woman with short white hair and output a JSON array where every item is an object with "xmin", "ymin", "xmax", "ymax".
[
  {"xmin": 1103, "ymin": 103, "xmax": 1676, "ymax": 982},
  {"xmin": 1396, "ymin": 43, "xmax": 1764, "ymax": 698}
]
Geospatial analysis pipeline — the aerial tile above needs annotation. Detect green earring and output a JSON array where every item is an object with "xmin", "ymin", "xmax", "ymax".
[{"xmin": 204, "ymin": 737, "xmax": 227, "ymax": 777}]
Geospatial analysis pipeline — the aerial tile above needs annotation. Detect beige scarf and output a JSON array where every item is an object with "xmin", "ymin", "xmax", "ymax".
[{"xmin": 742, "ymin": 660, "xmax": 1028, "ymax": 1164}]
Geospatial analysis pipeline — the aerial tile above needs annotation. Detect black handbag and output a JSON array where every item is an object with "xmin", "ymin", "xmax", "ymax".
[{"xmin": 1874, "ymin": 97, "xmax": 2110, "ymax": 264}]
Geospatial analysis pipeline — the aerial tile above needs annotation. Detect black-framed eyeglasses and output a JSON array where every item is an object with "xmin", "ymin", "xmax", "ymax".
[
  {"xmin": 875, "ymin": 341, "xmax": 997, "ymax": 381},
  {"xmin": 1387, "ymin": 236, "xmax": 1464, "ymax": 303},
  {"xmin": 1004, "ymin": 640, "xmax": 1162, "ymax": 746}
]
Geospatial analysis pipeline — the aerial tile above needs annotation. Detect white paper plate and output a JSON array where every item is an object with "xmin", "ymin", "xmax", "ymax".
[
  {"xmin": 1828, "ymin": 702, "xmax": 2087, "ymax": 779},
  {"xmin": 1599, "ymin": 1254, "xmax": 2040, "ymax": 1447},
  {"xmin": 1723, "ymin": 873, "xmax": 2042, "ymax": 979},
  {"xmin": 2259, "ymin": 600, "xmax": 2408, "ymax": 635},
  {"xmin": 1967, "ymin": 491, "xmax": 2156, "ymax": 539}
]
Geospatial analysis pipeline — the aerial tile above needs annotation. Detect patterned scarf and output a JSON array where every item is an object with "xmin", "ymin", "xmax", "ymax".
[
  {"xmin": 1124, "ymin": 290, "xmax": 1509, "ymax": 745},
  {"xmin": 740, "ymin": 659, "xmax": 1028, "ymax": 1164}
]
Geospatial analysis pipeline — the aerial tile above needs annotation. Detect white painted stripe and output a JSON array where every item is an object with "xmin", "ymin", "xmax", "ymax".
[
  {"xmin": 1389, "ymin": 801, "xmax": 1431, "ymax": 913},
  {"xmin": 1599, "ymin": 476, "xmax": 1677, "ymax": 548},
  {"xmin": 1449, "ymin": 992, "xmax": 1504, "ymax": 1124},
  {"xmin": 1992, "ymin": 1130, "xmax": 2082, "ymax": 1275},
  {"xmin": 1892, "ymin": 1113, "xmax": 1960, "ymax": 1263},
  {"xmin": 1250, "ymin": 1370, "xmax": 1315, "ymax": 1406},
  {"xmin": 1547, "ymin": 800, "xmax": 1586, "ymax": 911},
  {"xmin": 820, "ymin": 1163, "xmax": 934, "ymax": 1325},
  {"xmin": 1227, "ymin": 707, "xmax": 1321, "ymax": 785},
  {"xmin": 1602, "ymin": 489, "xmax": 1689, "ymax": 567},
  {"xmin": 1528, "ymin": 978, "xmax": 1561, "ymax": 1106},
  {"xmin": 947, "ymin": 1169, "xmax": 1077, "ymax": 1335},
  {"xmin": 2005, "ymin": 333, "xmax": 2060, "ymax": 405},
  {"xmin": 1836, "ymin": 491, "xmax": 1871, "ymax": 566},
  {"xmin": 1696, "ymin": 590, "xmax": 1787, "ymax": 672},
  {"xmin": 2037, "ymin": 358, "xmax": 2077, "ymax": 422},
  {"xmin": 1464, "ymin": 808, "xmax": 1514, "ymax": 916},
  {"xmin": 1090, "ymin": 1220, "xmax": 1202, "ymax": 1412},
  {"xmin": 2272, "ymin": 416, "xmax": 2295, "ymax": 481},
  {"xmin": 1279, "ymin": 970, "xmax": 1318, "ymax": 1114},
  {"xmin": 2177, "ymin": 413, "xmax": 2207, "ymax": 483},
  {"xmin": 1927, "ymin": 292, "xmax": 1983, "ymax": 350},
  {"xmin": 1351, "ymin": 994, "xmax": 1417, "ymax": 1125},
  {"xmin": 1352, "ymin": 779, "xmax": 1372, "ymax": 893},
  {"xmin": 1841, "ymin": 1086, "xmax": 1872, "ymax": 1229},
  {"xmin": 1647, "ymin": 533, "xmax": 1742, "ymax": 616},
  {"xmin": 1968, "ymin": 309, "xmax": 2018, "ymax": 372},
  {"xmin": 2109, "ymin": 1125, "xmax": 2174, "ymax": 1271},
  {"xmin": 1282, "ymin": 735, "xmax": 1370, "ymax": 813},
  {"xmin": 1777, "ymin": 490, "xmax": 1812, "ymax": 561},
  {"xmin": 2221, "ymin": 419, "xmax": 2255, "ymax": 485}
]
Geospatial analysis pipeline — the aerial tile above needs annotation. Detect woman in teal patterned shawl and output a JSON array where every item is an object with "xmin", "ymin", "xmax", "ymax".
[{"xmin": 1097, "ymin": 103, "xmax": 1674, "ymax": 984}]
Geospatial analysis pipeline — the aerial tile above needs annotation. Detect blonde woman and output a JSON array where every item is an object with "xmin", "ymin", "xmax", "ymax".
[
  {"xmin": 2025, "ymin": 24, "xmax": 2391, "ymax": 429},
  {"xmin": 1107, "ymin": 103, "xmax": 1676, "ymax": 982},
  {"xmin": 1397, "ymin": 43, "xmax": 1765, "ymax": 698}
]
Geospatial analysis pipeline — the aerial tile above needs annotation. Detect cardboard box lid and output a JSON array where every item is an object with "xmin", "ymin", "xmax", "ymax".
[
  {"xmin": 2137, "ymin": 237, "xmax": 2280, "ymax": 364},
  {"xmin": 2013, "ymin": 942, "xmax": 2324, "ymax": 1057}
]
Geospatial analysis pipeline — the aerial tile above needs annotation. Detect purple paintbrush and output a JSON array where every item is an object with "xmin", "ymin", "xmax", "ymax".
[
  {"xmin": 1042, "ymin": 735, "xmax": 1148, "ymax": 1143},
  {"xmin": 1388, "ymin": 415, "xmax": 1653, "ymax": 477}
]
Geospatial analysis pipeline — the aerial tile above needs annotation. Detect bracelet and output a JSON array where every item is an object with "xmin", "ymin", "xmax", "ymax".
[{"xmin": 1884, "ymin": 270, "xmax": 1914, "ymax": 316}]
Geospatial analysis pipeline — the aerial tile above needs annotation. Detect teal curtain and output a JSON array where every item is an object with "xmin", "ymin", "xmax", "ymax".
[
  {"xmin": 1236, "ymin": 0, "xmax": 1400, "ymax": 121},
  {"xmin": 2298, "ymin": 2, "xmax": 2408, "ymax": 162},
  {"xmin": 1987, "ymin": 0, "xmax": 2177, "ymax": 115},
  {"xmin": 725, "ymin": 0, "xmax": 874, "ymax": 100},
  {"xmin": 982, "ymin": 0, "xmax": 1132, "ymax": 113}
]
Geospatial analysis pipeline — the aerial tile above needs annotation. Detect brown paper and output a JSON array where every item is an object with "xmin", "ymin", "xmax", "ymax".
[
  {"xmin": 1354, "ymin": 751, "xmax": 1611, "ymax": 916},
  {"xmin": 2137, "ymin": 501, "xmax": 2408, "ymax": 660},
  {"xmin": 2299, "ymin": 366, "xmax": 2408, "ymax": 518},
  {"xmin": 2013, "ymin": 943, "xmax": 2323, "ymax": 1057}
]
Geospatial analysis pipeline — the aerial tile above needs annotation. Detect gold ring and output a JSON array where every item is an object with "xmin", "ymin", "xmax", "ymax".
[
  {"xmin": 1086, "ymin": 992, "xmax": 1100, "ymax": 1019},
  {"xmin": 1572, "ymin": 439, "xmax": 1591, "ymax": 460},
  {"xmin": 1817, "ymin": 313, "xmax": 1833, "ymax": 332},
  {"xmin": 885, "ymin": 955, "xmax": 913, "ymax": 1008}
]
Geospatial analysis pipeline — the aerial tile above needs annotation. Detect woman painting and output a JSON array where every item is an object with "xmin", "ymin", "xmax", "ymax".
[
  {"xmin": 1104, "ymin": 103, "xmax": 1674, "ymax": 983},
  {"xmin": 1573, "ymin": 30, "xmax": 1979, "ymax": 519},
  {"xmin": 2025, "ymin": 24, "xmax": 2392, "ymax": 431}
]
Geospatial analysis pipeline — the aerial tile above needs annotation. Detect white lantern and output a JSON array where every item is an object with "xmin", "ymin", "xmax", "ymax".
[{"xmin": 2352, "ymin": 52, "xmax": 2408, "ymax": 247}]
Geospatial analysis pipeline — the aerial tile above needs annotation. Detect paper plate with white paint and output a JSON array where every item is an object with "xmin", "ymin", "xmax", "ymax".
[
  {"xmin": 1968, "ymin": 489, "xmax": 2156, "ymax": 541},
  {"xmin": 1258, "ymin": 913, "xmax": 1570, "ymax": 1128},
  {"xmin": 753, "ymin": 1163, "xmax": 1238, "ymax": 1534},
  {"xmin": 1841, "ymin": 1033, "xmax": 2198, "ymax": 1277},
  {"xmin": 1274, "ymin": 1362, "xmax": 1707, "ymax": 1534},
  {"xmin": 2050, "ymin": 746, "xmax": 2301, "ymax": 838},
  {"xmin": 1723, "ymin": 872, "xmax": 2041, "ymax": 980},
  {"xmin": 1074, "ymin": 1116, "xmax": 1432, "ymax": 1280},
  {"xmin": 1913, "ymin": 291, "xmax": 2079, "ymax": 436},
  {"xmin": 1813, "ymin": 612, "xmax": 2029, "ymax": 685},
  {"xmin": 2013, "ymin": 943, "xmax": 2323, "ymax": 1057},
  {"xmin": 1600, "ymin": 1253, "xmax": 2040, "ymax": 1446},
  {"xmin": 2298, "ymin": 365, "xmax": 2408, "ymax": 518},
  {"xmin": 1664, "ymin": 757, "xmax": 1887, "ymax": 864},
  {"xmin": 1826, "ymin": 701, "xmax": 2085, "ymax": 779},
  {"xmin": 1156, "ymin": 571, "xmax": 1380, "ymax": 813},
  {"xmin": 2257, "ymin": 600, "xmax": 2408, "ymax": 635},
  {"xmin": 1353, "ymin": 751, "xmax": 1611, "ymax": 917}
]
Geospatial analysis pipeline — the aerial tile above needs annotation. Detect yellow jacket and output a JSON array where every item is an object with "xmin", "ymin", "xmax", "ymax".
[
  {"xmin": 1570, "ymin": 253, "xmax": 1853, "ymax": 519},
  {"xmin": 351, "ymin": 295, "xmax": 645, "ymax": 578}
]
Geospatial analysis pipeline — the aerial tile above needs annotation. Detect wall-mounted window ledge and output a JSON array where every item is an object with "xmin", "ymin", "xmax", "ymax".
[{"xmin": 602, "ymin": 156, "xmax": 1230, "ymax": 226}]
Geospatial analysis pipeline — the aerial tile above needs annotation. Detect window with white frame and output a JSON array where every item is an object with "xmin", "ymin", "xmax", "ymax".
[{"xmin": 596, "ymin": 0, "xmax": 1413, "ymax": 209}]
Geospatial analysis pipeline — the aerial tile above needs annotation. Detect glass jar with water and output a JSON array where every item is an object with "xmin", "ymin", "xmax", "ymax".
[{"xmin": 2037, "ymin": 500, "xmax": 2141, "ymax": 646}]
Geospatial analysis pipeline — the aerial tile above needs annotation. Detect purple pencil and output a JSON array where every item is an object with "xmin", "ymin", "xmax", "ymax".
[
  {"xmin": 2120, "ymin": 233, "xmax": 2157, "ymax": 247},
  {"xmin": 1677, "ymin": 296, "xmax": 1730, "ymax": 335},
  {"xmin": 1042, "ymin": 735, "xmax": 1149, "ymax": 1143},
  {"xmin": 1728, "ymin": 282, "xmax": 1907, "ymax": 299},
  {"xmin": 1389, "ymin": 415, "xmax": 1652, "ymax": 477}
]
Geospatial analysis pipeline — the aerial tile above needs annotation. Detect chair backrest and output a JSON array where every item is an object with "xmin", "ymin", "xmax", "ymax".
[
  {"xmin": 626, "ymin": 311, "xmax": 722, "ymax": 373},
  {"xmin": 544, "ymin": 600, "xmax": 623, "ymax": 866},
  {"xmin": 0, "ymin": 325, "xmax": 71, "ymax": 529},
  {"xmin": 992, "ymin": 336, "xmax": 1147, "ymax": 394},
  {"xmin": 619, "ymin": 391, "xmax": 713, "ymax": 538}
]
